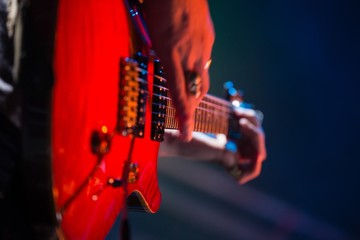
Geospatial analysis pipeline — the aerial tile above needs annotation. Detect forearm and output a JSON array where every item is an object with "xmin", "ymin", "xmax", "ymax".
[
  {"xmin": 159, "ymin": 105, "xmax": 267, "ymax": 184},
  {"xmin": 159, "ymin": 130, "xmax": 234, "ymax": 164}
]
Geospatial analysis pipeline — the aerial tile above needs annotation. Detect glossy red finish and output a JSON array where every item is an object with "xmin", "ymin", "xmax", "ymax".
[{"xmin": 53, "ymin": 0, "xmax": 161, "ymax": 239}]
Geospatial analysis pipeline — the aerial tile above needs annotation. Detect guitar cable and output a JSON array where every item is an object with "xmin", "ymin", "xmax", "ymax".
[{"xmin": 120, "ymin": 134, "xmax": 137, "ymax": 240}]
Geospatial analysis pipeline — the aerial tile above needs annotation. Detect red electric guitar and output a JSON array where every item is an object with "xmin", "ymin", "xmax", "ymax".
[{"xmin": 20, "ymin": 0, "xmax": 242, "ymax": 239}]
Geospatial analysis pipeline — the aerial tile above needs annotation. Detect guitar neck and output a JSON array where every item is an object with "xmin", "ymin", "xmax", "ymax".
[{"xmin": 164, "ymin": 94, "xmax": 231, "ymax": 135}]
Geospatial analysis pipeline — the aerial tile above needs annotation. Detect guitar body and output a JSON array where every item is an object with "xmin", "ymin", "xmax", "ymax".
[
  {"xmin": 21, "ymin": 1, "xmax": 231, "ymax": 238},
  {"xmin": 53, "ymin": 0, "xmax": 161, "ymax": 239}
]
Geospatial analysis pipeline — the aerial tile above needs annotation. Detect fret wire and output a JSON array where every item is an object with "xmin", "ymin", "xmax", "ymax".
[
  {"xmin": 173, "ymin": 104, "xmax": 176, "ymax": 129},
  {"xmin": 171, "ymin": 97, "xmax": 174, "ymax": 128},
  {"xmin": 166, "ymin": 100, "xmax": 170, "ymax": 129},
  {"xmin": 200, "ymin": 102, "xmax": 204, "ymax": 132},
  {"xmin": 166, "ymin": 117, "xmax": 227, "ymax": 127},
  {"xmin": 133, "ymin": 90, "xmax": 231, "ymax": 118},
  {"xmin": 196, "ymin": 103, "xmax": 200, "ymax": 132},
  {"xmin": 127, "ymin": 77, "xmax": 231, "ymax": 115},
  {"xmin": 126, "ymin": 77, "xmax": 232, "ymax": 115},
  {"xmin": 132, "ymin": 67, "xmax": 233, "ymax": 109},
  {"xmin": 198, "ymin": 107, "xmax": 202, "ymax": 133},
  {"xmin": 163, "ymin": 105, "xmax": 230, "ymax": 117},
  {"xmin": 213, "ymin": 101, "xmax": 217, "ymax": 134},
  {"xmin": 174, "ymin": 100, "xmax": 176, "ymax": 129},
  {"xmin": 203, "ymin": 100, "xmax": 207, "ymax": 133},
  {"xmin": 136, "ymin": 66, "xmax": 232, "ymax": 112},
  {"xmin": 121, "ymin": 86, "xmax": 232, "ymax": 118},
  {"xmin": 195, "ymin": 103, "xmax": 200, "ymax": 132},
  {"xmin": 207, "ymin": 98, "xmax": 211, "ymax": 133},
  {"xmin": 195, "ymin": 106, "xmax": 199, "ymax": 132},
  {"xmin": 165, "ymin": 97, "xmax": 232, "ymax": 119},
  {"xmin": 203, "ymin": 106, "xmax": 207, "ymax": 133},
  {"xmin": 170, "ymin": 103, "xmax": 174, "ymax": 128},
  {"xmin": 165, "ymin": 108, "xmax": 231, "ymax": 124},
  {"xmin": 165, "ymin": 104, "xmax": 168, "ymax": 128},
  {"xmin": 220, "ymin": 115, "xmax": 224, "ymax": 134},
  {"xmin": 216, "ymin": 109, "xmax": 222, "ymax": 133},
  {"xmin": 170, "ymin": 98, "xmax": 173, "ymax": 128},
  {"xmin": 219, "ymin": 112, "xmax": 224, "ymax": 133},
  {"xmin": 211, "ymin": 98, "xmax": 215, "ymax": 133},
  {"xmin": 155, "ymin": 104, "xmax": 231, "ymax": 119},
  {"xmin": 131, "ymin": 76, "xmax": 233, "ymax": 112},
  {"xmin": 217, "ymin": 116, "xmax": 221, "ymax": 134},
  {"xmin": 215, "ymin": 100, "xmax": 218, "ymax": 134},
  {"xmin": 126, "ymin": 68, "xmax": 232, "ymax": 133},
  {"xmin": 207, "ymin": 107, "xmax": 210, "ymax": 133},
  {"xmin": 175, "ymin": 110, "xmax": 178, "ymax": 129},
  {"xmin": 173, "ymin": 105, "xmax": 176, "ymax": 129},
  {"xmin": 167, "ymin": 98, "xmax": 232, "ymax": 114},
  {"xmin": 196, "ymin": 108, "xmax": 203, "ymax": 132},
  {"xmin": 164, "ymin": 116, "xmax": 229, "ymax": 134}
]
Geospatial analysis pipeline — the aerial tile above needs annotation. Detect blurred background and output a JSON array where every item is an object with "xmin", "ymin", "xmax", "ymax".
[{"xmin": 108, "ymin": 0, "xmax": 360, "ymax": 239}]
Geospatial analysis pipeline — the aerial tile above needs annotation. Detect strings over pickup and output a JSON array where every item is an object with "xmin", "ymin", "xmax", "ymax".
[{"xmin": 151, "ymin": 60, "xmax": 167, "ymax": 142}]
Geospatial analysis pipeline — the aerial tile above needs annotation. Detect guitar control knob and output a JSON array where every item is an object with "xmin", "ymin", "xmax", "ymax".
[
  {"xmin": 128, "ymin": 163, "xmax": 139, "ymax": 183},
  {"xmin": 90, "ymin": 127, "xmax": 112, "ymax": 156},
  {"xmin": 108, "ymin": 178, "xmax": 122, "ymax": 188}
]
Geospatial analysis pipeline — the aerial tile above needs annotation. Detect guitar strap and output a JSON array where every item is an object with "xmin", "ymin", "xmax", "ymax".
[
  {"xmin": 0, "ymin": 0, "xmax": 17, "ymax": 197},
  {"xmin": 18, "ymin": 0, "xmax": 59, "ymax": 238}
]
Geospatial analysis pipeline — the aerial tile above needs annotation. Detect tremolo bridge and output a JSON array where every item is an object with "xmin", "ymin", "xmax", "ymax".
[{"xmin": 117, "ymin": 52, "xmax": 167, "ymax": 142}]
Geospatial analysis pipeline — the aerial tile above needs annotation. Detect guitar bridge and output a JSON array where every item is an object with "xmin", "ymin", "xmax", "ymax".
[
  {"xmin": 117, "ymin": 53, "xmax": 148, "ymax": 137},
  {"xmin": 118, "ymin": 53, "xmax": 167, "ymax": 141}
]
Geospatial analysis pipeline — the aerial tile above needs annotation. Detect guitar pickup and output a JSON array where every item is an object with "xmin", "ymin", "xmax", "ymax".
[{"xmin": 150, "ymin": 60, "xmax": 167, "ymax": 142}]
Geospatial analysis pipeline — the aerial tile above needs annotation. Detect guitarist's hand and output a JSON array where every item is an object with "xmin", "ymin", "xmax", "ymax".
[
  {"xmin": 143, "ymin": 0, "xmax": 215, "ymax": 141},
  {"xmin": 159, "ymin": 106, "xmax": 266, "ymax": 184},
  {"xmin": 231, "ymin": 108, "xmax": 267, "ymax": 184}
]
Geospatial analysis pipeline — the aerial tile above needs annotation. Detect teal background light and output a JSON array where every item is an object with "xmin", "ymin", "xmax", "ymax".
[
  {"xmin": 108, "ymin": 0, "xmax": 360, "ymax": 239},
  {"xmin": 209, "ymin": 0, "xmax": 360, "ymax": 238}
]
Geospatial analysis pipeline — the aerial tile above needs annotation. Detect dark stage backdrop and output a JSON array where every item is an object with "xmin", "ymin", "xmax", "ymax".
[
  {"xmin": 209, "ymin": 0, "xmax": 360, "ymax": 238},
  {"xmin": 108, "ymin": 0, "xmax": 360, "ymax": 239}
]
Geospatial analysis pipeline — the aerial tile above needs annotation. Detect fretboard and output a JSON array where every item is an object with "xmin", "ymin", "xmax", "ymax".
[{"xmin": 164, "ymin": 94, "xmax": 231, "ymax": 135}]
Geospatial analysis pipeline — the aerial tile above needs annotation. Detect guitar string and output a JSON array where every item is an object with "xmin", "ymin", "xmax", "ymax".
[
  {"xmin": 128, "ymin": 66, "xmax": 234, "ymax": 109},
  {"xmin": 144, "ymin": 90, "xmax": 230, "ymax": 132},
  {"xmin": 121, "ymin": 93, "xmax": 233, "ymax": 119},
  {"xmin": 135, "ymin": 66, "xmax": 232, "ymax": 102},
  {"xmin": 153, "ymin": 104, "xmax": 230, "ymax": 117},
  {"xmin": 135, "ymin": 66, "xmax": 167, "ymax": 83},
  {"xmin": 122, "ymin": 82, "xmax": 233, "ymax": 115},
  {"xmin": 120, "ymin": 66, "xmax": 243, "ymax": 131},
  {"xmin": 120, "ymin": 88, "xmax": 230, "ymax": 131},
  {"xmin": 125, "ymin": 63, "xmax": 235, "ymax": 114},
  {"xmin": 136, "ymin": 75, "xmax": 233, "ymax": 108},
  {"xmin": 126, "ymin": 82, "xmax": 232, "ymax": 114}
]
